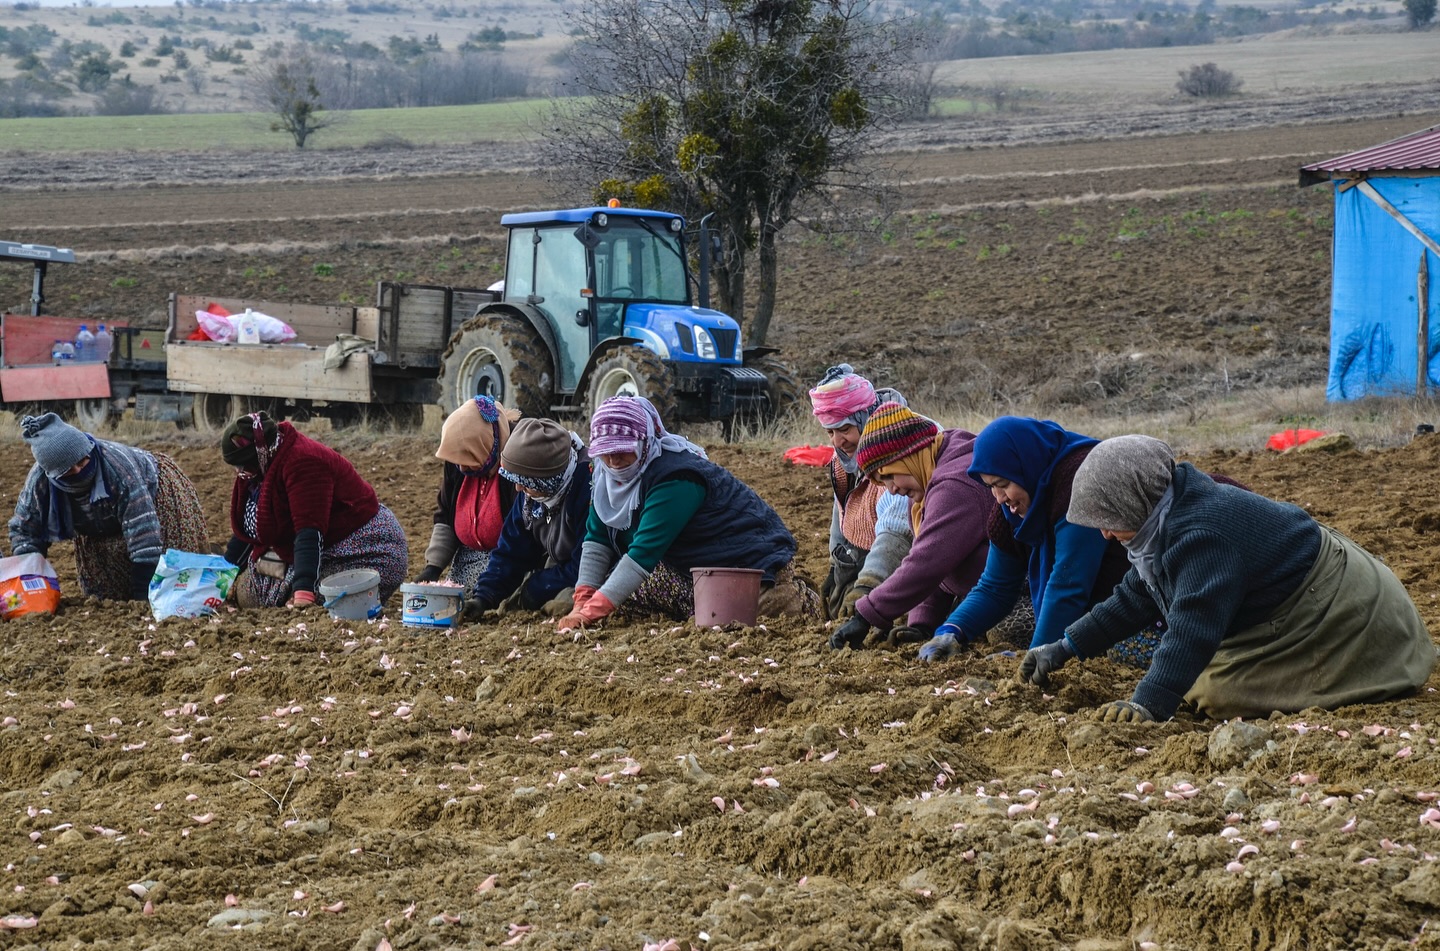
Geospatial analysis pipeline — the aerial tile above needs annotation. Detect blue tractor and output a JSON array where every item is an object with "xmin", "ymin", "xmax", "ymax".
[{"xmin": 436, "ymin": 206, "xmax": 799, "ymax": 429}]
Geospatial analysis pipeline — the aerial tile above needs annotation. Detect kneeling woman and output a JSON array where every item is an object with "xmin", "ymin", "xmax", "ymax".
[
  {"xmin": 10, "ymin": 413, "xmax": 209, "ymax": 601},
  {"xmin": 558, "ymin": 396, "xmax": 815, "ymax": 630},
  {"xmin": 222, "ymin": 412, "xmax": 409, "ymax": 609},
  {"xmin": 1021, "ymin": 435, "xmax": 1436, "ymax": 722}
]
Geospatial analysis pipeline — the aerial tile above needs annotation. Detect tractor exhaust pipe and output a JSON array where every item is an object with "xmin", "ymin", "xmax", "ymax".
[{"xmin": 698, "ymin": 213, "xmax": 714, "ymax": 310}]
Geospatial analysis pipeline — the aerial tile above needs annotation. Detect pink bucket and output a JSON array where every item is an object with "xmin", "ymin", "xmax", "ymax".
[{"xmin": 691, "ymin": 567, "xmax": 763, "ymax": 627}]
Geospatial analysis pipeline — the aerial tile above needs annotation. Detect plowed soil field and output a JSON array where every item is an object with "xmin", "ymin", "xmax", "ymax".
[{"xmin": 3, "ymin": 97, "xmax": 1440, "ymax": 950}]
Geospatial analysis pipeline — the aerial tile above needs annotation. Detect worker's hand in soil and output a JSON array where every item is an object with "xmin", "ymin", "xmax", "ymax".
[
  {"xmin": 829, "ymin": 615, "xmax": 870, "ymax": 651},
  {"xmin": 917, "ymin": 631, "xmax": 966, "ymax": 662},
  {"xmin": 840, "ymin": 584, "xmax": 872, "ymax": 618},
  {"xmin": 557, "ymin": 592, "xmax": 615, "ymax": 633},
  {"xmin": 1098, "ymin": 700, "xmax": 1156, "ymax": 723},
  {"xmin": 541, "ymin": 588, "xmax": 575, "ymax": 617},
  {"xmin": 1018, "ymin": 637, "xmax": 1074, "ymax": 687},
  {"xmin": 414, "ymin": 564, "xmax": 444, "ymax": 584},
  {"xmin": 286, "ymin": 589, "xmax": 325, "ymax": 611}
]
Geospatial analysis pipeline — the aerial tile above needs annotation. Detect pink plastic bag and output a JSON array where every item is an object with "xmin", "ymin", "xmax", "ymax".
[{"xmin": 196, "ymin": 309, "xmax": 235, "ymax": 343}]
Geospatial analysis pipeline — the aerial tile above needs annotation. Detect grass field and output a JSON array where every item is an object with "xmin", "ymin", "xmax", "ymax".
[
  {"xmin": 935, "ymin": 31, "xmax": 1440, "ymax": 99},
  {"xmin": 0, "ymin": 99, "xmax": 554, "ymax": 152}
]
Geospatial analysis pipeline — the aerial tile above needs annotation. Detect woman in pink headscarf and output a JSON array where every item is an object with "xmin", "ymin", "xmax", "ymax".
[{"xmin": 808, "ymin": 364, "xmax": 913, "ymax": 620}]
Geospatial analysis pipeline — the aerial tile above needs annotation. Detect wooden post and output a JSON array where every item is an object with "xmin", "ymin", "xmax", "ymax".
[{"xmin": 1422, "ymin": 251, "xmax": 1431, "ymax": 396}]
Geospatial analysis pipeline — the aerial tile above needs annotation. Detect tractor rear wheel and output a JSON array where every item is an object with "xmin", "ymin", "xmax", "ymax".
[
  {"xmin": 70, "ymin": 397, "xmax": 116, "ymax": 431},
  {"xmin": 730, "ymin": 355, "xmax": 803, "ymax": 437},
  {"xmin": 438, "ymin": 313, "xmax": 552, "ymax": 420},
  {"xmin": 585, "ymin": 347, "xmax": 677, "ymax": 430},
  {"xmin": 191, "ymin": 392, "xmax": 237, "ymax": 435}
]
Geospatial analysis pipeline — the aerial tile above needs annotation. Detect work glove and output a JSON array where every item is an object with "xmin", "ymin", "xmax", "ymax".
[
  {"xmin": 828, "ymin": 615, "xmax": 870, "ymax": 651},
  {"xmin": 557, "ymin": 592, "xmax": 616, "ymax": 633},
  {"xmin": 462, "ymin": 597, "xmax": 496, "ymax": 623},
  {"xmin": 819, "ymin": 569, "xmax": 837, "ymax": 620},
  {"xmin": 414, "ymin": 564, "xmax": 444, "ymax": 584},
  {"xmin": 1018, "ymin": 637, "xmax": 1075, "ymax": 688},
  {"xmin": 129, "ymin": 559, "xmax": 159, "ymax": 602},
  {"xmin": 287, "ymin": 589, "xmax": 324, "ymax": 611},
  {"xmin": 541, "ymin": 587, "xmax": 576, "ymax": 617},
  {"xmin": 887, "ymin": 623, "xmax": 934, "ymax": 647},
  {"xmin": 1098, "ymin": 700, "xmax": 1156, "ymax": 723},
  {"xmin": 840, "ymin": 584, "xmax": 873, "ymax": 619},
  {"xmin": 917, "ymin": 630, "xmax": 965, "ymax": 662},
  {"xmin": 571, "ymin": 585, "xmax": 598, "ymax": 612}
]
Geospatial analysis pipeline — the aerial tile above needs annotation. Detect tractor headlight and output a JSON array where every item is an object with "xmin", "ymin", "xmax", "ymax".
[{"xmin": 694, "ymin": 327, "xmax": 718, "ymax": 360}]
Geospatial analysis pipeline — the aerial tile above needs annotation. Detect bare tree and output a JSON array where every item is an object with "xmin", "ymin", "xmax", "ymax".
[
  {"xmin": 1176, "ymin": 62, "xmax": 1243, "ymax": 98},
  {"xmin": 543, "ymin": 0, "xmax": 920, "ymax": 347},
  {"xmin": 248, "ymin": 45, "xmax": 335, "ymax": 148}
]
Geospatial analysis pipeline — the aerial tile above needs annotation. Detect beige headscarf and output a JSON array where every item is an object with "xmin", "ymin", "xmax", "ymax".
[{"xmin": 436, "ymin": 396, "xmax": 520, "ymax": 473}]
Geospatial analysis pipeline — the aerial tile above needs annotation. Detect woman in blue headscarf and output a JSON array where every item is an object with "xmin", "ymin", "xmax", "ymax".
[{"xmin": 916, "ymin": 416, "xmax": 1136, "ymax": 662}]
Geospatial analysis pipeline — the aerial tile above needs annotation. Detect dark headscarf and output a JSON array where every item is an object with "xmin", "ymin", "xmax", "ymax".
[
  {"xmin": 968, "ymin": 416, "xmax": 1097, "ymax": 547},
  {"xmin": 221, "ymin": 411, "xmax": 281, "ymax": 476}
]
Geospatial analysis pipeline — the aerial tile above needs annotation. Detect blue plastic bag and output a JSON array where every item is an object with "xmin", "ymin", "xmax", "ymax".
[{"xmin": 148, "ymin": 549, "xmax": 239, "ymax": 621}]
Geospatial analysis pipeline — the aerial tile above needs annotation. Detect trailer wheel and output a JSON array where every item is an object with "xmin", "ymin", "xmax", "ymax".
[
  {"xmin": 69, "ymin": 398, "xmax": 114, "ymax": 431},
  {"xmin": 438, "ymin": 314, "xmax": 552, "ymax": 419},
  {"xmin": 585, "ymin": 346, "xmax": 677, "ymax": 429},
  {"xmin": 191, "ymin": 393, "xmax": 237, "ymax": 434}
]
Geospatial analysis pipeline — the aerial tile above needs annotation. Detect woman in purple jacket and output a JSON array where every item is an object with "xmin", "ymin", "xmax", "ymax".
[{"xmin": 828, "ymin": 402, "xmax": 994, "ymax": 650}]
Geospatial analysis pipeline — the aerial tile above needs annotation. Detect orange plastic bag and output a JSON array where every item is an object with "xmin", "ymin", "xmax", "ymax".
[
  {"xmin": 783, "ymin": 445, "xmax": 835, "ymax": 467},
  {"xmin": 1266, "ymin": 429, "xmax": 1327, "ymax": 452},
  {"xmin": 0, "ymin": 554, "xmax": 61, "ymax": 619}
]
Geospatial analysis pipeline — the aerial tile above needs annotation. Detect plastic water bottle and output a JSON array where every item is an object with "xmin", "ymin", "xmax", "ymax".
[
  {"xmin": 94, "ymin": 324, "xmax": 113, "ymax": 364},
  {"xmin": 74, "ymin": 324, "xmax": 95, "ymax": 363},
  {"xmin": 51, "ymin": 340, "xmax": 76, "ymax": 362}
]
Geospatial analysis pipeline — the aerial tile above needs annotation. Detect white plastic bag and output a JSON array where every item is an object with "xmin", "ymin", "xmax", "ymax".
[
  {"xmin": 194, "ymin": 309, "xmax": 297, "ymax": 344},
  {"xmin": 148, "ymin": 549, "xmax": 239, "ymax": 621}
]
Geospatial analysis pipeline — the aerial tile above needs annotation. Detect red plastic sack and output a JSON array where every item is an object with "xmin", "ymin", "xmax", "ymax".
[
  {"xmin": 0, "ymin": 554, "xmax": 61, "ymax": 619},
  {"xmin": 1266, "ymin": 428, "xmax": 1326, "ymax": 452},
  {"xmin": 783, "ymin": 445, "xmax": 835, "ymax": 467}
]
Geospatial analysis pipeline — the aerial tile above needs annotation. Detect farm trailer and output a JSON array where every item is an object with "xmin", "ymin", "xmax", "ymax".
[
  {"xmin": 166, "ymin": 282, "xmax": 498, "ymax": 432},
  {"xmin": 1, "ymin": 240, "xmax": 173, "ymax": 427}
]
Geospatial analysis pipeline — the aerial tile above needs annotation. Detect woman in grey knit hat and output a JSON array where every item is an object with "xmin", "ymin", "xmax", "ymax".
[
  {"xmin": 8, "ymin": 413, "xmax": 209, "ymax": 602},
  {"xmin": 1020, "ymin": 434, "xmax": 1435, "ymax": 723}
]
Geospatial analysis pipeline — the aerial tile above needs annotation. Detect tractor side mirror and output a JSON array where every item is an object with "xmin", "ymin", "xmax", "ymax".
[
  {"xmin": 573, "ymin": 223, "xmax": 601, "ymax": 251},
  {"xmin": 574, "ymin": 309, "xmax": 590, "ymax": 327}
]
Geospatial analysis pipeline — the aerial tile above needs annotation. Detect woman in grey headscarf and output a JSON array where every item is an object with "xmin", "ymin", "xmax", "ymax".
[{"xmin": 1019, "ymin": 435, "xmax": 1435, "ymax": 722}]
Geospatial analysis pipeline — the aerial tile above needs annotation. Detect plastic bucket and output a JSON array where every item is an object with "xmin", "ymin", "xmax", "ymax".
[
  {"xmin": 317, "ymin": 569, "xmax": 382, "ymax": 621},
  {"xmin": 691, "ymin": 567, "xmax": 763, "ymax": 627},
  {"xmin": 399, "ymin": 582, "xmax": 465, "ymax": 628}
]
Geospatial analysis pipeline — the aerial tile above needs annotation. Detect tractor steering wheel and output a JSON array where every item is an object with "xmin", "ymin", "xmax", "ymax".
[{"xmin": 608, "ymin": 286, "xmax": 635, "ymax": 299}]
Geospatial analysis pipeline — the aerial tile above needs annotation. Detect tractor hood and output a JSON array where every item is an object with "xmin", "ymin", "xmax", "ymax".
[{"xmin": 622, "ymin": 304, "xmax": 743, "ymax": 365}]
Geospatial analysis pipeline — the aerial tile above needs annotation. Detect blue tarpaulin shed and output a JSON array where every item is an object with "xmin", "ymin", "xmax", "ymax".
[{"xmin": 1301, "ymin": 125, "xmax": 1440, "ymax": 400}]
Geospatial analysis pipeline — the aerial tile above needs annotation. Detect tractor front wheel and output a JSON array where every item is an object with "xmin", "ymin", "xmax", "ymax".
[
  {"xmin": 438, "ymin": 313, "xmax": 552, "ymax": 419},
  {"xmin": 585, "ymin": 347, "xmax": 677, "ymax": 430}
]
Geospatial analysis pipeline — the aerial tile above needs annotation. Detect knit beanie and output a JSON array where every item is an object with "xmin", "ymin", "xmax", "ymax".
[
  {"xmin": 854, "ymin": 401, "xmax": 941, "ymax": 478},
  {"xmin": 220, "ymin": 412, "xmax": 278, "ymax": 468},
  {"xmin": 20, "ymin": 413, "xmax": 94, "ymax": 479},
  {"xmin": 809, "ymin": 364, "xmax": 878, "ymax": 429},
  {"xmin": 500, "ymin": 418, "xmax": 573, "ymax": 479},
  {"xmin": 1068, "ymin": 435, "xmax": 1176, "ymax": 532}
]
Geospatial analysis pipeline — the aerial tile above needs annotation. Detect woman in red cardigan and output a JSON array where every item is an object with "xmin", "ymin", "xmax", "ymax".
[{"xmin": 221, "ymin": 412, "xmax": 409, "ymax": 609}]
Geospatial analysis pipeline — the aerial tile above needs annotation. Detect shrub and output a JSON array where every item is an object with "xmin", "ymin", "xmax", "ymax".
[
  {"xmin": 1403, "ymin": 0, "xmax": 1436, "ymax": 27},
  {"xmin": 1176, "ymin": 62, "xmax": 1243, "ymax": 97}
]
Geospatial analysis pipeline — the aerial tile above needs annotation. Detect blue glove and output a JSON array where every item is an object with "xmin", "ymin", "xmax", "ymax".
[
  {"xmin": 1018, "ymin": 637, "xmax": 1074, "ymax": 688},
  {"xmin": 917, "ymin": 632, "xmax": 964, "ymax": 662},
  {"xmin": 934, "ymin": 622, "xmax": 963, "ymax": 640}
]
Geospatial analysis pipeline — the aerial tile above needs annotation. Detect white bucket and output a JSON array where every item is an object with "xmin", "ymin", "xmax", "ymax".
[
  {"xmin": 400, "ymin": 582, "xmax": 464, "ymax": 628},
  {"xmin": 317, "ymin": 569, "xmax": 382, "ymax": 621}
]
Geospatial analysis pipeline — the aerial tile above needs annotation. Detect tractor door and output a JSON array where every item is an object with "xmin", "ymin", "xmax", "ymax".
[{"xmin": 506, "ymin": 225, "xmax": 590, "ymax": 391}]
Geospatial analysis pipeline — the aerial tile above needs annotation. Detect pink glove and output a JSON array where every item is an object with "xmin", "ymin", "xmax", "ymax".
[
  {"xmin": 571, "ymin": 585, "xmax": 598, "ymax": 611},
  {"xmin": 557, "ymin": 592, "xmax": 616, "ymax": 632},
  {"xmin": 287, "ymin": 589, "xmax": 319, "ymax": 609}
]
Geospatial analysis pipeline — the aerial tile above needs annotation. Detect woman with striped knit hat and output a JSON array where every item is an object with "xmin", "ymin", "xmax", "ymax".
[
  {"xmin": 807, "ymin": 364, "xmax": 913, "ymax": 620},
  {"xmin": 827, "ymin": 401, "xmax": 994, "ymax": 651}
]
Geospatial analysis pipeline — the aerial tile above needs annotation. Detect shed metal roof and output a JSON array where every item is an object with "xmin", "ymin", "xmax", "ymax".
[{"xmin": 1300, "ymin": 124, "xmax": 1440, "ymax": 187}]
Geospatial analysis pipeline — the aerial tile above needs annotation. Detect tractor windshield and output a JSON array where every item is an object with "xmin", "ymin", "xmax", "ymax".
[{"xmin": 591, "ymin": 218, "xmax": 688, "ymax": 304}]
